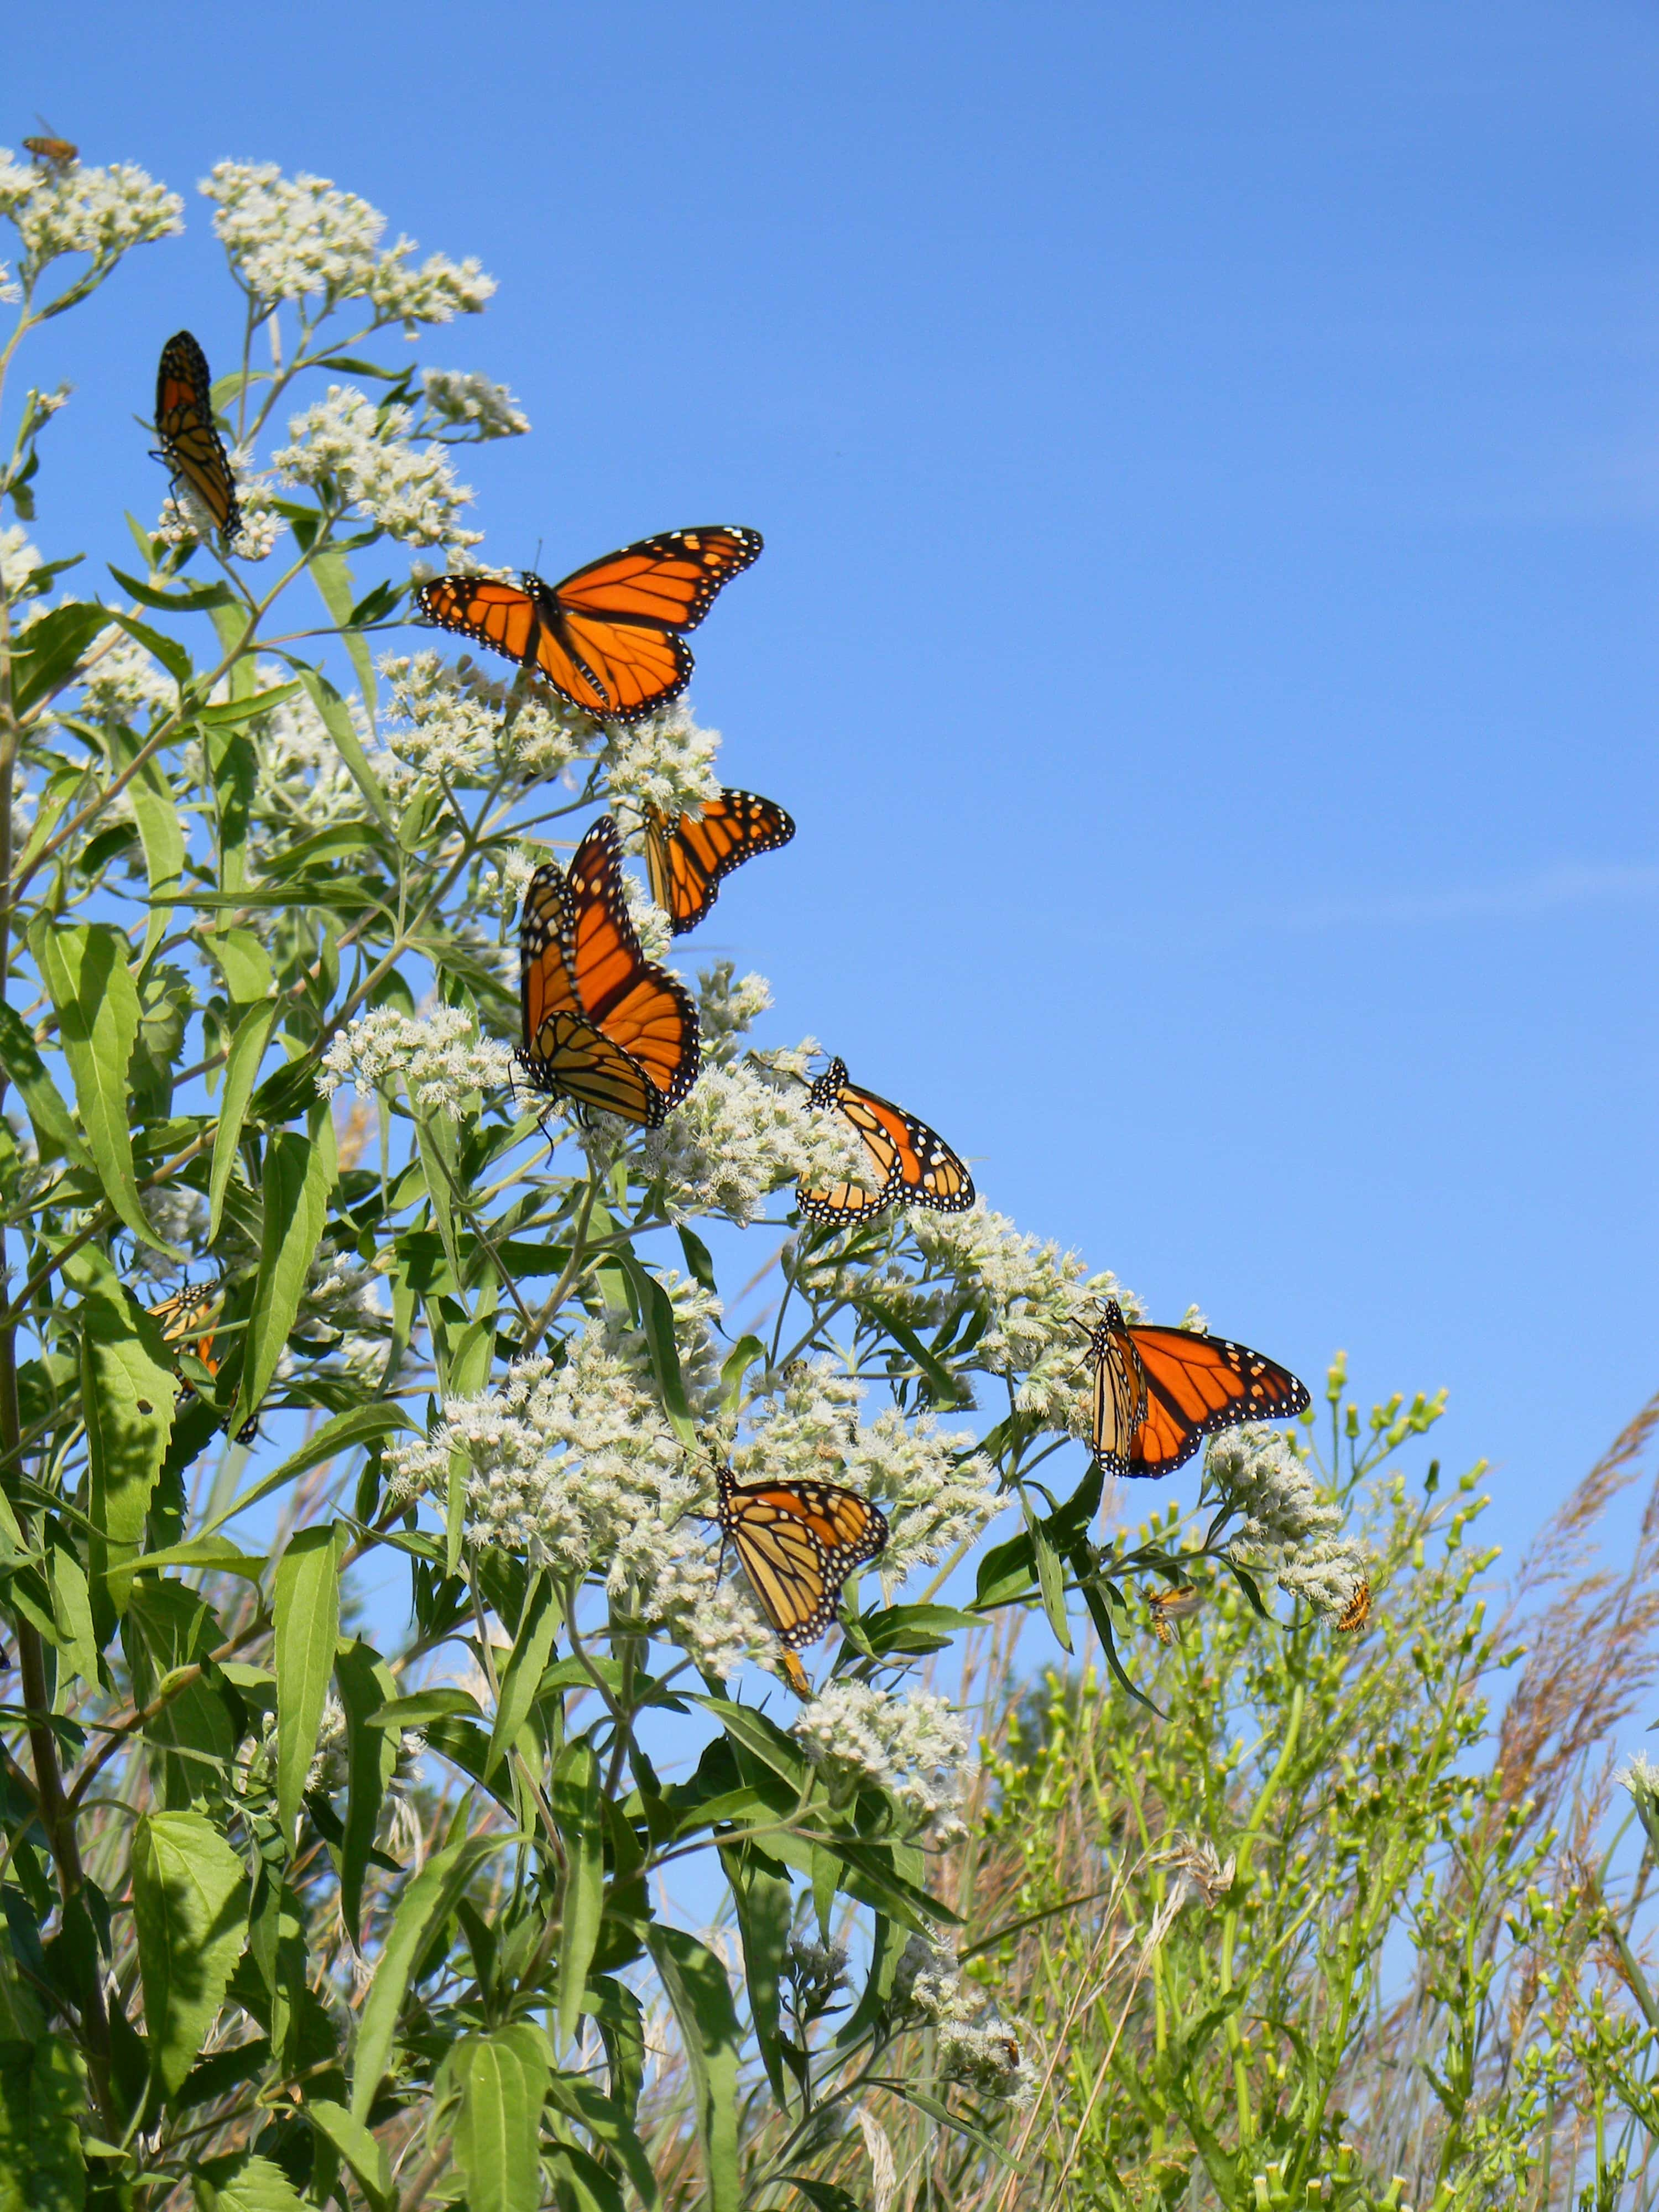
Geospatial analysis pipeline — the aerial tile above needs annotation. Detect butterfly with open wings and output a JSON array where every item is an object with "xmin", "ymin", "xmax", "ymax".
[
  {"xmin": 797, "ymin": 1057, "xmax": 974, "ymax": 1225},
  {"xmin": 1082, "ymin": 1297, "xmax": 1310, "ymax": 1480},
  {"xmin": 418, "ymin": 526, "xmax": 761, "ymax": 723},
  {"xmin": 644, "ymin": 789, "xmax": 795, "ymax": 936}
]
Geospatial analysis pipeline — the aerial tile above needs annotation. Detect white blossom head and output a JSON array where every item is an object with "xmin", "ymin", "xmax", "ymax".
[
  {"xmin": 1206, "ymin": 1425, "xmax": 1368, "ymax": 1621},
  {"xmin": 274, "ymin": 385, "xmax": 481, "ymax": 547},
  {"xmin": 318, "ymin": 1005, "xmax": 515, "ymax": 1117},
  {"xmin": 601, "ymin": 705, "xmax": 722, "ymax": 816},
  {"xmin": 2, "ymin": 152, "xmax": 181, "ymax": 291},
  {"xmin": 420, "ymin": 368, "xmax": 529, "ymax": 440},
  {"xmin": 792, "ymin": 1679, "xmax": 973, "ymax": 1844}
]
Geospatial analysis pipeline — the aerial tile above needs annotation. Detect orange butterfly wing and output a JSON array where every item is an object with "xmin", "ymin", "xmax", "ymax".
[
  {"xmin": 517, "ymin": 858, "xmax": 663, "ymax": 1125},
  {"xmin": 716, "ymin": 1468, "xmax": 889, "ymax": 1649},
  {"xmin": 420, "ymin": 530, "xmax": 761, "ymax": 723},
  {"xmin": 645, "ymin": 789, "xmax": 796, "ymax": 935},
  {"xmin": 1087, "ymin": 1300, "xmax": 1310, "ymax": 1478},
  {"xmin": 797, "ymin": 1058, "xmax": 973, "ymax": 1221},
  {"xmin": 154, "ymin": 331, "xmax": 241, "ymax": 539},
  {"xmin": 565, "ymin": 820, "xmax": 700, "ymax": 1109}
]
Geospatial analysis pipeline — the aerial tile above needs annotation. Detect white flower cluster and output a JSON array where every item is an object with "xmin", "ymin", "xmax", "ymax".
[
  {"xmin": 379, "ymin": 651, "xmax": 588, "ymax": 786},
  {"xmin": 0, "ymin": 259, "xmax": 17, "ymax": 306},
  {"xmin": 621, "ymin": 868, "xmax": 673, "ymax": 962},
  {"xmin": 77, "ymin": 624, "xmax": 175, "ymax": 726},
  {"xmin": 0, "ymin": 524, "xmax": 42, "ymax": 598},
  {"xmin": 420, "ymin": 368, "xmax": 529, "ymax": 440},
  {"xmin": 248, "ymin": 680, "xmax": 402, "ymax": 836},
  {"xmin": 274, "ymin": 385, "xmax": 481, "ymax": 548},
  {"xmin": 603, "ymin": 706, "xmax": 722, "ymax": 817},
  {"xmin": 794, "ymin": 1680, "xmax": 973, "ymax": 1844},
  {"xmin": 696, "ymin": 963, "xmax": 773, "ymax": 1066},
  {"xmin": 201, "ymin": 163, "xmax": 494, "ymax": 327},
  {"xmin": 910, "ymin": 1203, "xmax": 1125, "ymax": 1437},
  {"xmin": 1206, "ymin": 1425, "xmax": 1368, "ymax": 1620},
  {"xmin": 892, "ymin": 1934, "xmax": 1037, "ymax": 2104},
  {"xmin": 318, "ymin": 1006, "xmax": 515, "ymax": 1113},
  {"xmin": 0, "ymin": 151, "xmax": 182, "ymax": 284},
  {"xmin": 643, "ymin": 1051, "xmax": 869, "ymax": 1227}
]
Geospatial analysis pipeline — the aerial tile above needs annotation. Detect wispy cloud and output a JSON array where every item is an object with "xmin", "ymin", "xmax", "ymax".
[{"xmin": 1272, "ymin": 860, "xmax": 1659, "ymax": 931}]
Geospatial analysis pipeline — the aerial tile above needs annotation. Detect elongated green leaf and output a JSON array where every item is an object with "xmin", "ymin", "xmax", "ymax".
[
  {"xmin": 449, "ymin": 2024, "xmax": 551, "ymax": 2212},
  {"xmin": 309, "ymin": 547, "xmax": 378, "ymax": 708},
  {"xmin": 0, "ymin": 2033, "xmax": 85, "ymax": 2211},
  {"xmin": 208, "ymin": 999, "xmax": 276, "ymax": 1239},
  {"xmin": 102, "ymin": 604, "xmax": 190, "ymax": 687},
  {"xmin": 615, "ymin": 1250, "xmax": 695, "ymax": 1443},
  {"xmin": 274, "ymin": 1524, "xmax": 344, "ymax": 1849},
  {"xmin": 1029, "ymin": 1512, "xmax": 1072, "ymax": 1654},
  {"xmin": 335, "ymin": 1638, "xmax": 398, "ymax": 1949},
  {"xmin": 291, "ymin": 664, "xmax": 393, "ymax": 830},
  {"xmin": 192, "ymin": 682, "xmax": 300, "ymax": 729},
  {"xmin": 204, "ymin": 1400, "xmax": 415, "ymax": 1535},
  {"xmin": 80, "ymin": 1269, "xmax": 179, "ymax": 1615},
  {"xmin": 131, "ymin": 1809, "xmax": 248, "ymax": 2097},
  {"xmin": 722, "ymin": 1844, "xmax": 794, "ymax": 2103},
  {"xmin": 108, "ymin": 730, "xmax": 184, "ymax": 965},
  {"xmin": 46, "ymin": 1540, "xmax": 100, "ymax": 1687},
  {"xmin": 204, "ymin": 926, "xmax": 271, "ymax": 1009},
  {"xmin": 12, "ymin": 598, "xmax": 109, "ymax": 716},
  {"xmin": 644, "ymin": 1927, "xmax": 742, "ymax": 2212},
  {"xmin": 0, "ymin": 1002, "xmax": 91, "ymax": 1167},
  {"xmin": 306, "ymin": 2097, "xmax": 392, "ymax": 2212},
  {"xmin": 32, "ymin": 919, "xmax": 167, "ymax": 1248},
  {"xmin": 486, "ymin": 1572, "xmax": 564, "ymax": 1781},
  {"xmin": 410, "ymin": 1110, "xmax": 462, "ymax": 1286},
  {"xmin": 351, "ymin": 1833, "xmax": 503, "ymax": 2120},
  {"xmin": 554, "ymin": 1742, "xmax": 604, "ymax": 2049},
  {"xmin": 233, "ymin": 1129, "xmax": 329, "ymax": 1433},
  {"xmin": 718, "ymin": 1334, "xmax": 765, "ymax": 1413}
]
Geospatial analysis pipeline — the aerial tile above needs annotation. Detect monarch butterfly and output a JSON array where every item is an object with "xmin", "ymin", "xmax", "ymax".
[
  {"xmin": 1083, "ymin": 1298, "xmax": 1310, "ymax": 1480},
  {"xmin": 148, "ymin": 1284, "xmax": 259, "ymax": 1443},
  {"xmin": 519, "ymin": 816, "xmax": 700, "ymax": 1126},
  {"xmin": 714, "ymin": 1465, "xmax": 889, "ymax": 1694},
  {"xmin": 796, "ymin": 1058, "xmax": 974, "ymax": 1224},
  {"xmin": 153, "ymin": 331, "xmax": 242, "ymax": 544},
  {"xmin": 416, "ymin": 525, "xmax": 763, "ymax": 724},
  {"xmin": 644, "ymin": 789, "xmax": 795, "ymax": 936}
]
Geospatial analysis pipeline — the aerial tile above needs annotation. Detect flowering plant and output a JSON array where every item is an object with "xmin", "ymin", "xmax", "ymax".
[{"xmin": 0, "ymin": 152, "xmax": 1363, "ymax": 2209}]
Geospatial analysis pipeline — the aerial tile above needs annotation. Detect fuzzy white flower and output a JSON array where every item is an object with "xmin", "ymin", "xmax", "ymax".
[
  {"xmin": 421, "ymin": 368, "xmax": 529, "ymax": 439},
  {"xmin": 844, "ymin": 1407, "xmax": 1000, "ymax": 1579},
  {"xmin": 891, "ymin": 1934, "xmax": 1036, "ymax": 2104},
  {"xmin": 0, "ymin": 524, "xmax": 43, "ymax": 597},
  {"xmin": 908, "ymin": 1204, "xmax": 1129, "ymax": 1437},
  {"xmin": 0, "ymin": 259, "xmax": 18, "ymax": 306},
  {"xmin": 248, "ymin": 678, "xmax": 403, "ymax": 834},
  {"xmin": 318, "ymin": 1006, "xmax": 515, "ymax": 1112},
  {"xmin": 642, "ymin": 1051, "xmax": 868, "ymax": 1227},
  {"xmin": 226, "ymin": 468, "xmax": 286, "ymax": 562},
  {"xmin": 633, "ymin": 1545, "xmax": 775, "ymax": 1683},
  {"xmin": 603, "ymin": 706, "xmax": 721, "ymax": 812},
  {"xmin": 793, "ymin": 1680, "xmax": 973, "ymax": 1844},
  {"xmin": 4, "ymin": 154, "xmax": 181, "ymax": 285},
  {"xmin": 201, "ymin": 163, "xmax": 495, "ymax": 327},
  {"xmin": 697, "ymin": 963, "xmax": 773, "ymax": 1066},
  {"xmin": 77, "ymin": 625, "xmax": 174, "ymax": 725},
  {"xmin": 1207, "ymin": 1425, "xmax": 1368, "ymax": 1621},
  {"xmin": 274, "ymin": 385, "xmax": 481, "ymax": 547}
]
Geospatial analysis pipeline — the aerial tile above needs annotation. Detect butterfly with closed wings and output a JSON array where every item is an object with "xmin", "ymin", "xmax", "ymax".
[
  {"xmin": 417, "ymin": 526, "xmax": 762, "ymax": 724},
  {"xmin": 153, "ymin": 331, "xmax": 242, "ymax": 545},
  {"xmin": 148, "ymin": 1284, "xmax": 258, "ymax": 1444},
  {"xmin": 713, "ymin": 1463, "xmax": 889, "ymax": 1697},
  {"xmin": 644, "ymin": 789, "xmax": 795, "ymax": 936},
  {"xmin": 797, "ymin": 1057, "xmax": 974, "ymax": 1225},
  {"xmin": 1082, "ymin": 1297, "xmax": 1310, "ymax": 1480},
  {"xmin": 518, "ymin": 816, "xmax": 700, "ymax": 1128}
]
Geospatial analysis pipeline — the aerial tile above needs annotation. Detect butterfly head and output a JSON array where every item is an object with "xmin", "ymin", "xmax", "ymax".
[{"xmin": 806, "ymin": 1056, "xmax": 850, "ymax": 1110}]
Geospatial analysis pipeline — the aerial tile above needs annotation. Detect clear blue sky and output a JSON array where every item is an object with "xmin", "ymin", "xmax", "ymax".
[{"xmin": 19, "ymin": 2, "xmax": 1658, "ymax": 1563}]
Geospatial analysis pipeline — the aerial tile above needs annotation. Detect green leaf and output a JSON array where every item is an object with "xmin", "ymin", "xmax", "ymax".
[
  {"xmin": 350, "ymin": 1834, "xmax": 503, "ymax": 2121},
  {"xmin": 204, "ymin": 1401, "xmax": 416, "ymax": 1535},
  {"xmin": 45, "ymin": 1540, "xmax": 100, "ymax": 1687},
  {"xmin": 306, "ymin": 2097, "xmax": 392, "ymax": 2212},
  {"xmin": 80, "ymin": 1266, "xmax": 179, "ymax": 1615},
  {"xmin": 486, "ymin": 1572, "xmax": 564, "ymax": 1782},
  {"xmin": 545, "ymin": 2075, "xmax": 659, "ymax": 2209},
  {"xmin": 448, "ymin": 2024, "xmax": 551, "ymax": 2212},
  {"xmin": 208, "ymin": 998, "xmax": 276, "ymax": 1239},
  {"xmin": 31, "ymin": 919, "xmax": 167, "ymax": 1248},
  {"xmin": 232, "ymin": 1129, "xmax": 330, "ymax": 1433},
  {"xmin": 290, "ymin": 664, "xmax": 394, "ymax": 831},
  {"xmin": 644, "ymin": 1927, "xmax": 742, "ymax": 2212},
  {"xmin": 102, "ymin": 604, "xmax": 190, "ymax": 688},
  {"xmin": 410, "ymin": 1110, "xmax": 463, "ymax": 1286},
  {"xmin": 11, "ymin": 597, "xmax": 108, "ymax": 716},
  {"xmin": 554, "ymin": 1740, "xmax": 605, "ymax": 2049},
  {"xmin": 845, "ymin": 1602, "xmax": 979, "ymax": 1659},
  {"xmin": 1029, "ymin": 1511, "xmax": 1072, "ymax": 1653},
  {"xmin": 114, "ymin": 736, "xmax": 185, "ymax": 965},
  {"xmin": 335, "ymin": 1639, "xmax": 398, "ymax": 1950},
  {"xmin": 615, "ymin": 1250, "xmax": 695, "ymax": 1443},
  {"xmin": 367, "ymin": 1688, "xmax": 484, "ymax": 1728},
  {"xmin": 192, "ymin": 2151, "xmax": 309, "ymax": 2210},
  {"xmin": 204, "ymin": 926, "xmax": 272, "ymax": 1009},
  {"xmin": 274, "ymin": 1523, "xmax": 345, "ymax": 1850},
  {"xmin": 719, "ymin": 1334, "xmax": 765, "ymax": 1413},
  {"xmin": 191, "ymin": 682, "xmax": 300, "ymax": 728},
  {"xmin": 309, "ymin": 547, "xmax": 378, "ymax": 709},
  {"xmin": 722, "ymin": 1844, "xmax": 794, "ymax": 2103},
  {"xmin": 0, "ymin": 1001, "xmax": 91, "ymax": 1167},
  {"xmin": 0, "ymin": 2034, "xmax": 85, "ymax": 2211},
  {"xmin": 863, "ymin": 1294, "xmax": 971, "ymax": 1407},
  {"xmin": 677, "ymin": 1222, "xmax": 717, "ymax": 1294},
  {"xmin": 131, "ymin": 1808, "xmax": 249, "ymax": 2098}
]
